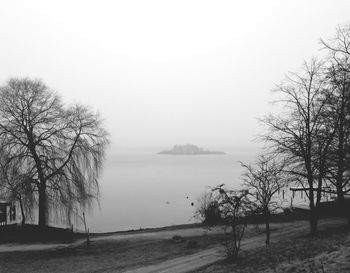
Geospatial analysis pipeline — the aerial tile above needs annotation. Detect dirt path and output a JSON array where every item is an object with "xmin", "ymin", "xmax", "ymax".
[{"xmin": 122, "ymin": 218, "xmax": 346, "ymax": 273}]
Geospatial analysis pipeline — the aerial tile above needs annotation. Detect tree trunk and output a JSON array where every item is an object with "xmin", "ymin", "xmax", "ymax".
[
  {"xmin": 19, "ymin": 196, "xmax": 25, "ymax": 227},
  {"xmin": 336, "ymin": 194, "xmax": 350, "ymax": 225},
  {"xmin": 28, "ymin": 141, "xmax": 48, "ymax": 228},
  {"xmin": 309, "ymin": 185, "xmax": 318, "ymax": 236},
  {"xmin": 347, "ymin": 202, "xmax": 350, "ymax": 226},
  {"xmin": 336, "ymin": 101, "xmax": 345, "ymax": 206},
  {"xmin": 38, "ymin": 182, "xmax": 47, "ymax": 227},
  {"xmin": 310, "ymin": 206, "xmax": 318, "ymax": 236},
  {"xmin": 336, "ymin": 161, "xmax": 345, "ymax": 209},
  {"xmin": 265, "ymin": 209, "xmax": 270, "ymax": 246}
]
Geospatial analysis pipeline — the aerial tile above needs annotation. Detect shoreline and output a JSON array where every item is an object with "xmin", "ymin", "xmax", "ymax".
[{"xmin": 89, "ymin": 222, "xmax": 204, "ymax": 236}]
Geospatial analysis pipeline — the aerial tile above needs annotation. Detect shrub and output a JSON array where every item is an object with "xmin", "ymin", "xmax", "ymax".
[
  {"xmin": 195, "ymin": 191, "xmax": 223, "ymax": 225},
  {"xmin": 185, "ymin": 239, "xmax": 199, "ymax": 249},
  {"xmin": 172, "ymin": 235, "xmax": 184, "ymax": 243}
]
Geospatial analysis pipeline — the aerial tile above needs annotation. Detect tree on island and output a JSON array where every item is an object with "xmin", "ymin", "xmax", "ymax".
[
  {"xmin": 0, "ymin": 78, "xmax": 109, "ymax": 227},
  {"xmin": 159, "ymin": 144, "xmax": 225, "ymax": 155}
]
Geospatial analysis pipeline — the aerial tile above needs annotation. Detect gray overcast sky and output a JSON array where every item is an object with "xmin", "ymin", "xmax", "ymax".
[{"xmin": 0, "ymin": 0, "xmax": 349, "ymax": 149}]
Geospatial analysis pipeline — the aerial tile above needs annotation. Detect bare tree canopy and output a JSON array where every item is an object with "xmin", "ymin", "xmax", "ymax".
[
  {"xmin": 241, "ymin": 155, "xmax": 286, "ymax": 245},
  {"xmin": 321, "ymin": 23, "xmax": 350, "ymax": 203},
  {"xmin": 0, "ymin": 78, "xmax": 109, "ymax": 227},
  {"xmin": 261, "ymin": 59, "xmax": 337, "ymax": 235},
  {"xmin": 212, "ymin": 185, "xmax": 253, "ymax": 260},
  {"xmin": 321, "ymin": 23, "xmax": 350, "ymax": 73}
]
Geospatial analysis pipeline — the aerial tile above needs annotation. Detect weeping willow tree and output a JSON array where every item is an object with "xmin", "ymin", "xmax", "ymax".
[{"xmin": 0, "ymin": 78, "xmax": 109, "ymax": 227}]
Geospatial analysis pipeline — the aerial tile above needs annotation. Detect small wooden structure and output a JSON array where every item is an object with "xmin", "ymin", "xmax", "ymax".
[
  {"xmin": 290, "ymin": 186, "xmax": 350, "ymax": 199},
  {"xmin": 289, "ymin": 187, "xmax": 350, "ymax": 215},
  {"xmin": 0, "ymin": 201, "xmax": 16, "ymax": 225}
]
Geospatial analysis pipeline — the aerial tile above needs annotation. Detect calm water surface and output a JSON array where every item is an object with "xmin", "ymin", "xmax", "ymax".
[{"xmin": 86, "ymin": 146, "xmax": 259, "ymax": 232}]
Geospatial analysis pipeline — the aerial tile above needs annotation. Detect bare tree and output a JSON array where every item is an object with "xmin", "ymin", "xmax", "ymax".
[
  {"xmin": 321, "ymin": 23, "xmax": 350, "ymax": 74},
  {"xmin": 212, "ymin": 185, "xmax": 253, "ymax": 260},
  {"xmin": 321, "ymin": 23, "xmax": 350, "ymax": 206},
  {"xmin": 240, "ymin": 155, "xmax": 286, "ymax": 245},
  {"xmin": 261, "ymin": 60, "xmax": 336, "ymax": 235},
  {"xmin": 0, "ymin": 78, "xmax": 109, "ymax": 227}
]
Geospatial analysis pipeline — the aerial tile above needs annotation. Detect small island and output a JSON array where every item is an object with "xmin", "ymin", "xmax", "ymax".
[{"xmin": 158, "ymin": 144, "xmax": 225, "ymax": 155}]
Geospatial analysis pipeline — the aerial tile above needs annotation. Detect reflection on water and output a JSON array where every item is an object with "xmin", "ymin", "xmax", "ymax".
[{"xmin": 86, "ymin": 146, "xmax": 259, "ymax": 232}]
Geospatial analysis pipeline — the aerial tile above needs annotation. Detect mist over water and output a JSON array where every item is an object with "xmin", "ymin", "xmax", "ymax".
[{"xmin": 87, "ymin": 146, "xmax": 259, "ymax": 232}]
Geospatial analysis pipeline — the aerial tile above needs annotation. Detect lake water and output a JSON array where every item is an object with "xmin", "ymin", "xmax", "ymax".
[{"xmin": 85, "ymin": 146, "xmax": 260, "ymax": 232}]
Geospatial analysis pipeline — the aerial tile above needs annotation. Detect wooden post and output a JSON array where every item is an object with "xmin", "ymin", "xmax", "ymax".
[{"xmin": 82, "ymin": 212, "xmax": 90, "ymax": 247}]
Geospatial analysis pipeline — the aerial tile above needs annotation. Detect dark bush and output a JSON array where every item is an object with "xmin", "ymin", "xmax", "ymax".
[
  {"xmin": 172, "ymin": 235, "xmax": 184, "ymax": 243},
  {"xmin": 203, "ymin": 201, "xmax": 223, "ymax": 225},
  {"xmin": 185, "ymin": 239, "xmax": 198, "ymax": 249}
]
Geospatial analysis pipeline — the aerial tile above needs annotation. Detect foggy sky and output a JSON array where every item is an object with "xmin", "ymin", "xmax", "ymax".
[{"xmin": 0, "ymin": 0, "xmax": 349, "ymax": 150}]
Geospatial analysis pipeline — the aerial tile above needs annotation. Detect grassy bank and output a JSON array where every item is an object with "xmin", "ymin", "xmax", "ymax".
[
  {"xmin": 0, "ymin": 232, "xmax": 227, "ymax": 273},
  {"xmin": 0, "ymin": 207, "xmax": 311, "ymax": 244},
  {"xmin": 193, "ymin": 223, "xmax": 350, "ymax": 273},
  {"xmin": 0, "ymin": 217, "xmax": 349, "ymax": 272}
]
